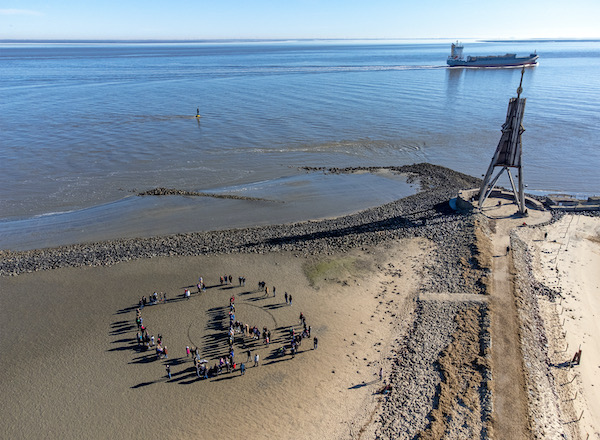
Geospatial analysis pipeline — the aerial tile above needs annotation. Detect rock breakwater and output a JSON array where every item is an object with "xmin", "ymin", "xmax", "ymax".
[
  {"xmin": 374, "ymin": 301, "xmax": 491, "ymax": 439},
  {"xmin": 0, "ymin": 164, "xmax": 481, "ymax": 277},
  {"xmin": 137, "ymin": 187, "xmax": 277, "ymax": 202}
]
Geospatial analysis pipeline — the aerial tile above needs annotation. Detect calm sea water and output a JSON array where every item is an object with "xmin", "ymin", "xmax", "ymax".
[{"xmin": 1, "ymin": 39, "xmax": 599, "ymax": 249}]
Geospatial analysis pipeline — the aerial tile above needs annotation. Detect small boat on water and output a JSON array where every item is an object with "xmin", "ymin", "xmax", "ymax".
[{"xmin": 447, "ymin": 42, "xmax": 539, "ymax": 68}]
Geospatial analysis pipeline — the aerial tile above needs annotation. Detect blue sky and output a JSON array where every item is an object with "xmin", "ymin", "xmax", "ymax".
[{"xmin": 1, "ymin": 0, "xmax": 598, "ymax": 40}]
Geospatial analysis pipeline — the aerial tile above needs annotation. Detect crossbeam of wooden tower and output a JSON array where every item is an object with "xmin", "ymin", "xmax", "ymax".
[{"xmin": 478, "ymin": 68, "xmax": 528, "ymax": 215}]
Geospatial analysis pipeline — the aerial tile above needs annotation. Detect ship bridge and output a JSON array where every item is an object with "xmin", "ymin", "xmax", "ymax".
[{"xmin": 449, "ymin": 41, "xmax": 464, "ymax": 60}]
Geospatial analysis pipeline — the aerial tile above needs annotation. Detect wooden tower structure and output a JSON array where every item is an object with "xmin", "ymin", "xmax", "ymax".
[{"xmin": 478, "ymin": 68, "xmax": 528, "ymax": 215}]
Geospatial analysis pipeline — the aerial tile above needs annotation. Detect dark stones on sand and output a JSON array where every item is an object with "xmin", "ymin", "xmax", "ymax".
[
  {"xmin": 0, "ymin": 164, "xmax": 480, "ymax": 278},
  {"xmin": 137, "ymin": 187, "xmax": 275, "ymax": 202}
]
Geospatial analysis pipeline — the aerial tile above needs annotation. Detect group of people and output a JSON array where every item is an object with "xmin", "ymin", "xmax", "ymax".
[
  {"xmin": 207, "ymin": 280, "xmax": 308, "ymax": 377},
  {"xmin": 183, "ymin": 346, "xmax": 210, "ymax": 379},
  {"xmin": 133, "ymin": 272, "xmax": 317, "ymax": 382},
  {"xmin": 135, "ymin": 307, "xmax": 168, "ymax": 359},
  {"xmin": 257, "ymin": 281, "xmax": 274, "ymax": 297},
  {"xmin": 205, "ymin": 294, "xmax": 244, "ymax": 377},
  {"xmin": 220, "ymin": 275, "xmax": 237, "ymax": 285},
  {"xmin": 286, "ymin": 312, "xmax": 314, "ymax": 356},
  {"xmin": 139, "ymin": 291, "xmax": 167, "ymax": 308}
]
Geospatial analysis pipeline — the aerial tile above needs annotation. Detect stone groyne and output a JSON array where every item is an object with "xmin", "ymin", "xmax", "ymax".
[{"xmin": 0, "ymin": 163, "xmax": 481, "ymax": 277}]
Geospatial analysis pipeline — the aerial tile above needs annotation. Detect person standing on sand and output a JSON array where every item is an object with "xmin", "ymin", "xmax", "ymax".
[
  {"xmin": 284, "ymin": 292, "xmax": 288, "ymax": 304},
  {"xmin": 313, "ymin": 337, "xmax": 318, "ymax": 350},
  {"xmin": 288, "ymin": 294, "xmax": 292, "ymax": 306},
  {"xmin": 240, "ymin": 362, "xmax": 246, "ymax": 375},
  {"xmin": 379, "ymin": 367, "xmax": 383, "ymax": 381},
  {"xmin": 247, "ymin": 349, "xmax": 252, "ymax": 362},
  {"xmin": 273, "ymin": 286, "xmax": 276, "ymax": 297},
  {"xmin": 254, "ymin": 353, "xmax": 259, "ymax": 367},
  {"xmin": 166, "ymin": 364, "xmax": 171, "ymax": 379}
]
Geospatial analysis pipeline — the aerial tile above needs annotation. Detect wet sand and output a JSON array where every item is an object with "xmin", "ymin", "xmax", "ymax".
[{"xmin": 0, "ymin": 170, "xmax": 415, "ymax": 251}]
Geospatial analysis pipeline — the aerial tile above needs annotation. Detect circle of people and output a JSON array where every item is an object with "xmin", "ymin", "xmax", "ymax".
[{"xmin": 133, "ymin": 274, "xmax": 318, "ymax": 381}]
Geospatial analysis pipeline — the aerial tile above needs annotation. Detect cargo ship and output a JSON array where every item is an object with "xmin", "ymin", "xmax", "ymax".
[{"xmin": 447, "ymin": 42, "xmax": 538, "ymax": 67}]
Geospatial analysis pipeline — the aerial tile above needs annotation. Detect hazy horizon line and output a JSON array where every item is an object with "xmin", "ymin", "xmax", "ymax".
[{"xmin": 2, "ymin": 37, "xmax": 599, "ymax": 44}]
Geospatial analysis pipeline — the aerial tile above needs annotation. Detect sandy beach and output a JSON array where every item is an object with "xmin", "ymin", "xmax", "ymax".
[
  {"xmin": 2, "ymin": 164, "xmax": 599, "ymax": 439},
  {"xmin": 1, "ymin": 240, "xmax": 430, "ymax": 440},
  {"xmin": 513, "ymin": 214, "xmax": 600, "ymax": 439}
]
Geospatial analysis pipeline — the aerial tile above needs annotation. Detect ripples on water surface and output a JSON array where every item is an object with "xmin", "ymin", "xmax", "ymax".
[{"xmin": 1, "ymin": 40, "xmax": 599, "ymax": 248}]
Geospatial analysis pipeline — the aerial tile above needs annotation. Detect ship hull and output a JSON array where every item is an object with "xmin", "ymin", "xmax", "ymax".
[{"xmin": 447, "ymin": 55, "xmax": 539, "ymax": 68}]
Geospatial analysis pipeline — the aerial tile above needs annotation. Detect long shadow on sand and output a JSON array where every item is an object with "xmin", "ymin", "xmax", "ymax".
[
  {"xmin": 114, "ymin": 305, "xmax": 138, "ymax": 315},
  {"xmin": 239, "ymin": 290, "xmax": 258, "ymax": 296},
  {"xmin": 129, "ymin": 352, "xmax": 161, "ymax": 364},
  {"xmin": 263, "ymin": 303, "xmax": 288, "ymax": 311},
  {"xmin": 241, "ymin": 201, "xmax": 457, "ymax": 250},
  {"xmin": 108, "ymin": 344, "xmax": 137, "ymax": 352},
  {"xmin": 131, "ymin": 380, "xmax": 159, "ymax": 389},
  {"xmin": 348, "ymin": 379, "xmax": 378, "ymax": 390},
  {"xmin": 109, "ymin": 322, "xmax": 137, "ymax": 335}
]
